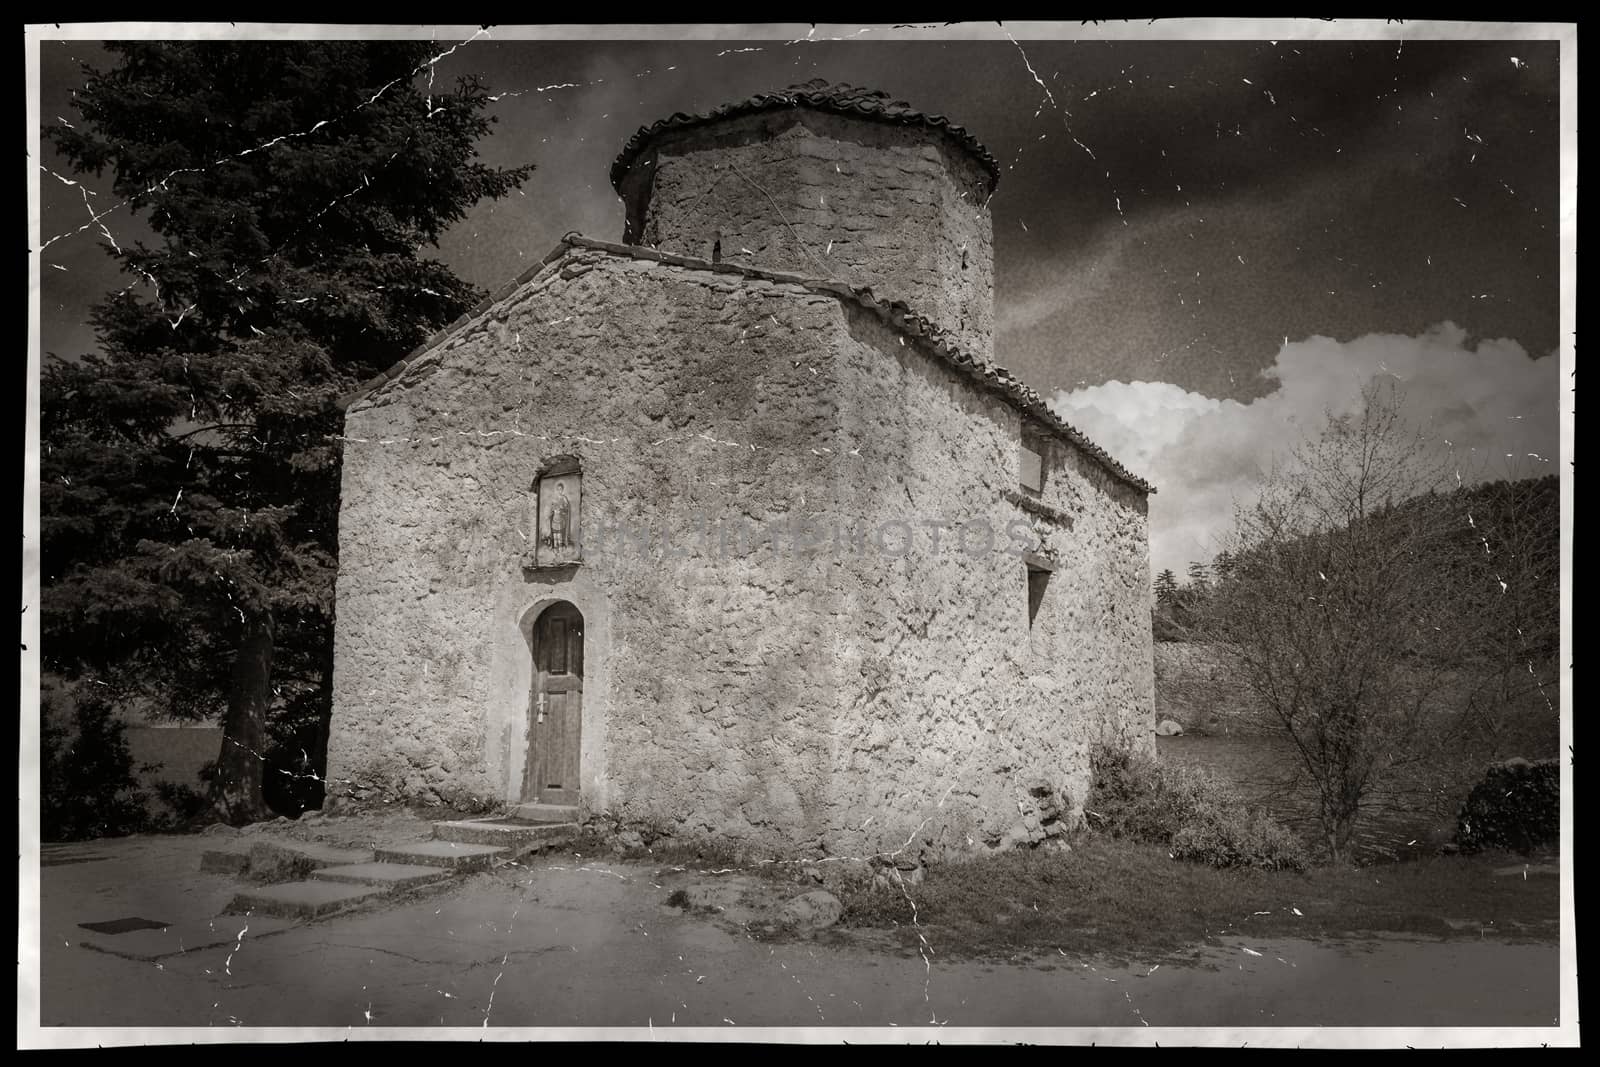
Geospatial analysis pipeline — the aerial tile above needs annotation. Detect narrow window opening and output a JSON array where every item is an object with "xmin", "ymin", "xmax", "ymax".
[{"xmin": 1027, "ymin": 566, "xmax": 1051, "ymax": 628}]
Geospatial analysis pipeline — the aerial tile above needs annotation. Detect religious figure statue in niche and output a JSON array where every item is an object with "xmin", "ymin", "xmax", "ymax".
[
  {"xmin": 534, "ymin": 468, "xmax": 581, "ymax": 566},
  {"xmin": 548, "ymin": 482, "xmax": 573, "ymax": 550}
]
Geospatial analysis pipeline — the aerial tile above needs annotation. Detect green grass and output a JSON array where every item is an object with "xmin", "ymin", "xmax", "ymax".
[{"xmin": 834, "ymin": 835, "xmax": 1559, "ymax": 963}]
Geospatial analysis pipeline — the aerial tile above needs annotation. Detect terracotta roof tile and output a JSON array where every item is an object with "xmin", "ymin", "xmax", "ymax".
[{"xmin": 610, "ymin": 79, "xmax": 1002, "ymax": 192}]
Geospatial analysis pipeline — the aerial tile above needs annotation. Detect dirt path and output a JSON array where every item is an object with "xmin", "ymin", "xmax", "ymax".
[{"xmin": 30, "ymin": 834, "xmax": 1561, "ymax": 1031}]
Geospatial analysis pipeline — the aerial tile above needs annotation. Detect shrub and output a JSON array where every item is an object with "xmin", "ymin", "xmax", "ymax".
[
  {"xmin": 1454, "ymin": 757, "xmax": 1559, "ymax": 854},
  {"xmin": 152, "ymin": 782, "xmax": 214, "ymax": 830},
  {"xmin": 1087, "ymin": 745, "xmax": 1188, "ymax": 840},
  {"xmin": 40, "ymin": 687, "xmax": 153, "ymax": 842},
  {"xmin": 1169, "ymin": 801, "xmax": 1309, "ymax": 871},
  {"xmin": 1087, "ymin": 743, "xmax": 1308, "ymax": 871}
]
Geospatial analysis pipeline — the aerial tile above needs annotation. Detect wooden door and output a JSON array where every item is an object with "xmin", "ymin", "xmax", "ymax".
[{"xmin": 524, "ymin": 602, "xmax": 584, "ymax": 805}]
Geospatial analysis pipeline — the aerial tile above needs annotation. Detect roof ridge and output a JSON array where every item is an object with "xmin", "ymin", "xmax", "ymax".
[{"xmin": 340, "ymin": 234, "xmax": 1155, "ymax": 496}]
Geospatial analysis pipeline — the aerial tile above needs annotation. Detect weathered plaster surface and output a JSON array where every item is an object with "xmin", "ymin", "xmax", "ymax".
[{"xmin": 329, "ymin": 245, "xmax": 1153, "ymax": 859}]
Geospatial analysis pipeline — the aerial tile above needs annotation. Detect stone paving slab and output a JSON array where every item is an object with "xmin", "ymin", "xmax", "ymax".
[
  {"xmin": 225, "ymin": 880, "xmax": 392, "ymax": 919},
  {"xmin": 374, "ymin": 841, "xmax": 507, "ymax": 870},
  {"xmin": 76, "ymin": 914, "xmax": 303, "ymax": 961},
  {"xmin": 310, "ymin": 862, "xmax": 451, "ymax": 888}
]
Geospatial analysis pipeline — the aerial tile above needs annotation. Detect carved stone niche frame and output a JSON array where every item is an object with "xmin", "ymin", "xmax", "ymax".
[{"xmin": 522, "ymin": 454, "xmax": 584, "ymax": 572}]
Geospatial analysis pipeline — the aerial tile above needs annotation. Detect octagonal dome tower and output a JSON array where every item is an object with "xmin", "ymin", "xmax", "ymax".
[{"xmin": 611, "ymin": 80, "xmax": 1001, "ymax": 362}]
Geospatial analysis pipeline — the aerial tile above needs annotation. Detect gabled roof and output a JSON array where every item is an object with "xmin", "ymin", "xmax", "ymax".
[
  {"xmin": 609, "ymin": 79, "xmax": 1003, "ymax": 194},
  {"xmin": 339, "ymin": 235, "xmax": 1154, "ymax": 496}
]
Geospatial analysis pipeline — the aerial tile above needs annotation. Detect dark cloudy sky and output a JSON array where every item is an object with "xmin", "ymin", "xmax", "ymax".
[{"xmin": 33, "ymin": 24, "xmax": 1568, "ymax": 573}]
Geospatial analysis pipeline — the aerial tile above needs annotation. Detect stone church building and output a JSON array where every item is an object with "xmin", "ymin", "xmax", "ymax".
[{"xmin": 328, "ymin": 82, "xmax": 1156, "ymax": 859}]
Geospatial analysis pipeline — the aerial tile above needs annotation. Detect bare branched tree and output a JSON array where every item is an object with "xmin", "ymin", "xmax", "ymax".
[{"xmin": 1198, "ymin": 381, "xmax": 1495, "ymax": 862}]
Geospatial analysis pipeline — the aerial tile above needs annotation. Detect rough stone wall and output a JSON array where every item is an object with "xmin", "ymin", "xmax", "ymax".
[
  {"xmin": 329, "ymin": 247, "xmax": 1151, "ymax": 858},
  {"xmin": 1029, "ymin": 419, "xmax": 1157, "ymax": 769},
  {"xmin": 331, "ymin": 251, "xmax": 861, "ymax": 849},
  {"xmin": 814, "ymin": 304, "xmax": 1155, "ymax": 860},
  {"xmin": 618, "ymin": 110, "xmax": 995, "ymax": 364}
]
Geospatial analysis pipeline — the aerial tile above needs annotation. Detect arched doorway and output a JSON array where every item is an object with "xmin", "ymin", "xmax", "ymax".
[{"xmin": 523, "ymin": 601, "xmax": 584, "ymax": 805}]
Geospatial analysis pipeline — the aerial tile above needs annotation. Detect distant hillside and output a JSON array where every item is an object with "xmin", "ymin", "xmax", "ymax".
[{"xmin": 1157, "ymin": 475, "xmax": 1560, "ymax": 655}]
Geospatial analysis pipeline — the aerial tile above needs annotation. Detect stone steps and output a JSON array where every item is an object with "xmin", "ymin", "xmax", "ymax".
[
  {"xmin": 209, "ymin": 813, "xmax": 584, "ymax": 924},
  {"xmin": 372, "ymin": 840, "xmax": 509, "ymax": 870},
  {"xmin": 199, "ymin": 849, "xmax": 250, "ymax": 875},
  {"xmin": 199, "ymin": 839, "xmax": 374, "ymax": 877},
  {"xmin": 505, "ymin": 803, "xmax": 581, "ymax": 825},
  {"xmin": 224, "ymin": 859, "xmax": 459, "ymax": 919},
  {"xmin": 431, "ymin": 818, "xmax": 580, "ymax": 850},
  {"xmin": 225, "ymin": 879, "xmax": 393, "ymax": 919},
  {"xmin": 310, "ymin": 862, "xmax": 451, "ymax": 889}
]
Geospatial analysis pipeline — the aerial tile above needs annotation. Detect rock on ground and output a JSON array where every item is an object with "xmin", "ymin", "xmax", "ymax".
[
  {"xmin": 778, "ymin": 890, "xmax": 843, "ymax": 930},
  {"xmin": 674, "ymin": 883, "xmax": 744, "ymax": 913}
]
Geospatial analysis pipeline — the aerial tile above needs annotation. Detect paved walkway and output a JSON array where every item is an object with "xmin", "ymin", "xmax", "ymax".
[{"xmin": 27, "ymin": 832, "xmax": 1563, "ymax": 1031}]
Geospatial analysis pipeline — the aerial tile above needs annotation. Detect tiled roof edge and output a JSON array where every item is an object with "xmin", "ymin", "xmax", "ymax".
[{"xmin": 609, "ymin": 81, "xmax": 1002, "ymax": 193}]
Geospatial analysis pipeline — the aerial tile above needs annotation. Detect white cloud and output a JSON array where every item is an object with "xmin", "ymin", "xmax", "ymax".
[{"xmin": 1051, "ymin": 323, "xmax": 1559, "ymax": 578}]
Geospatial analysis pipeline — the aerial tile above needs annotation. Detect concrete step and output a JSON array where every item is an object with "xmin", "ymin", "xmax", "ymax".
[
  {"xmin": 254, "ymin": 840, "xmax": 374, "ymax": 865},
  {"xmin": 432, "ymin": 818, "xmax": 580, "ymax": 848},
  {"xmin": 224, "ymin": 880, "xmax": 392, "ymax": 919},
  {"xmin": 310, "ymin": 862, "xmax": 452, "ymax": 889},
  {"xmin": 505, "ymin": 803, "xmax": 581, "ymax": 824},
  {"xmin": 198, "ymin": 838, "xmax": 373, "ymax": 877},
  {"xmin": 200, "ymin": 849, "xmax": 250, "ymax": 875},
  {"xmin": 373, "ymin": 840, "xmax": 508, "ymax": 870}
]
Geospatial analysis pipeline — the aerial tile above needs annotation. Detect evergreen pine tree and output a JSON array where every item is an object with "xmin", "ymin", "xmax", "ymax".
[
  {"xmin": 42, "ymin": 42, "xmax": 533, "ymax": 823},
  {"xmin": 1154, "ymin": 568, "xmax": 1180, "ymax": 605}
]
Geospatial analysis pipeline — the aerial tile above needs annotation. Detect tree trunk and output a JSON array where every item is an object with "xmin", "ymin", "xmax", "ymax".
[
  {"xmin": 308, "ymin": 646, "xmax": 334, "ymax": 811},
  {"xmin": 212, "ymin": 616, "xmax": 275, "ymax": 825},
  {"xmin": 1321, "ymin": 794, "xmax": 1356, "ymax": 864}
]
